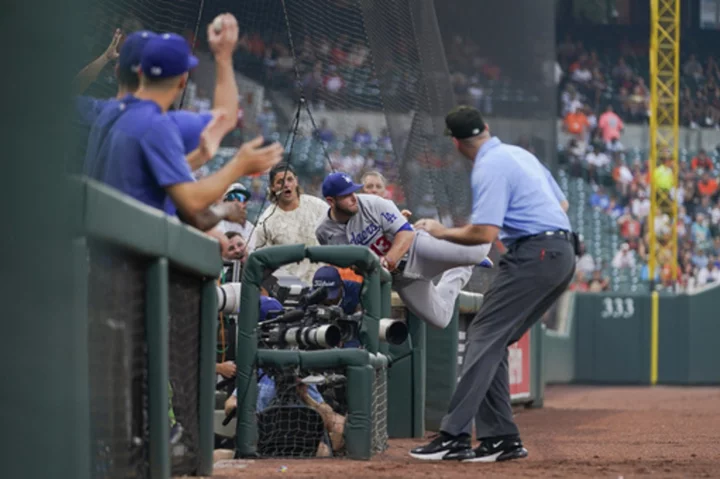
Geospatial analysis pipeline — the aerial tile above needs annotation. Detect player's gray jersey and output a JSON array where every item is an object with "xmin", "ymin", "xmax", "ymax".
[{"xmin": 315, "ymin": 194, "xmax": 412, "ymax": 257}]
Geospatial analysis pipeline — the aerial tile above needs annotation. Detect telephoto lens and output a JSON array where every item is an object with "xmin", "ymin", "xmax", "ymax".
[
  {"xmin": 285, "ymin": 324, "xmax": 341, "ymax": 349},
  {"xmin": 378, "ymin": 318, "xmax": 409, "ymax": 345},
  {"xmin": 216, "ymin": 283, "xmax": 242, "ymax": 314}
]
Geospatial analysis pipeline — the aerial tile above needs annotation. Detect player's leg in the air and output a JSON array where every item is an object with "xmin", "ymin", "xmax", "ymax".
[{"xmin": 393, "ymin": 231, "xmax": 492, "ymax": 328}]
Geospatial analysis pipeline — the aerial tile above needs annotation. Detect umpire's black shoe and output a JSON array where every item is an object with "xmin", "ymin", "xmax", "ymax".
[
  {"xmin": 456, "ymin": 436, "xmax": 528, "ymax": 463},
  {"xmin": 408, "ymin": 432, "xmax": 471, "ymax": 461}
]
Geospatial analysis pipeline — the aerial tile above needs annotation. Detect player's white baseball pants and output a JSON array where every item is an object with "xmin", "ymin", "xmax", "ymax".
[{"xmin": 393, "ymin": 230, "xmax": 491, "ymax": 329}]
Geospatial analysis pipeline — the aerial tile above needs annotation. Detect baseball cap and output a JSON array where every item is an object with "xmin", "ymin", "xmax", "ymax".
[
  {"xmin": 259, "ymin": 295, "xmax": 284, "ymax": 322},
  {"xmin": 170, "ymin": 111, "xmax": 213, "ymax": 153},
  {"xmin": 140, "ymin": 33, "xmax": 199, "ymax": 79},
  {"xmin": 322, "ymin": 172, "xmax": 364, "ymax": 198},
  {"xmin": 444, "ymin": 105, "xmax": 487, "ymax": 139},
  {"xmin": 312, "ymin": 266, "xmax": 343, "ymax": 300},
  {"xmin": 224, "ymin": 183, "xmax": 251, "ymax": 203},
  {"xmin": 118, "ymin": 30, "xmax": 158, "ymax": 73}
]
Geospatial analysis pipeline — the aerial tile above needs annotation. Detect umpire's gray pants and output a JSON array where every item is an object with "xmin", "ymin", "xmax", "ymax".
[
  {"xmin": 393, "ymin": 231, "xmax": 491, "ymax": 329},
  {"xmin": 439, "ymin": 235, "xmax": 575, "ymax": 439}
]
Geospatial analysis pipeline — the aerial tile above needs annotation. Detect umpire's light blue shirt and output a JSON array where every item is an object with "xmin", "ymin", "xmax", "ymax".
[
  {"xmin": 470, "ymin": 137, "xmax": 570, "ymax": 245},
  {"xmin": 84, "ymin": 95, "xmax": 194, "ymax": 212}
]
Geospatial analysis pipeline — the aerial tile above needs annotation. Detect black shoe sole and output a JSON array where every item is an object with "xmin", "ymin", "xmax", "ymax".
[{"xmin": 461, "ymin": 447, "xmax": 528, "ymax": 463}]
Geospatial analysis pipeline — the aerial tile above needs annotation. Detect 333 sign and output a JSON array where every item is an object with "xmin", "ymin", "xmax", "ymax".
[{"xmin": 600, "ymin": 297, "xmax": 636, "ymax": 319}]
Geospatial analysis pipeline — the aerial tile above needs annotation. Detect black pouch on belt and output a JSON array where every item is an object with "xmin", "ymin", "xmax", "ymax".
[{"xmin": 571, "ymin": 232, "xmax": 581, "ymax": 256}]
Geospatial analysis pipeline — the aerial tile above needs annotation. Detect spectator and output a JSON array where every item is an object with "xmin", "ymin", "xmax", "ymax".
[
  {"xmin": 618, "ymin": 207, "xmax": 642, "ymax": 241},
  {"xmin": 563, "ymin": 106, "xmax": 591, "ymax": 141},
  {"xmin": 569, "ymin": 271, "xmax": 589, "ymax": 292},
  {"xmin": 598, "ymin": 105, "xmax": 624, "ymax": 144},
  {"xmin": 588, "ymin": 270, "xmax": 610, "ymax": 292},
  {"xmin": 697, "ymin": 172, "xmax": 718, "ymax": 198},
  {"xmin": 612, "ymin": 242, "xmax": 637, "ymax": 269},
  {"xmin": 691, "ymin": 149, "xmax": 713, "ymax": 171},
  {"xmin": 339, "ymin": 148, "xmax": 366, "ymax": 178},
  {"xmin": 223, "ymin": 232, "xmax": 248, "ymax": 263},
  {"xmin": 586, "ymin": 146, "xmax": 610, "ymax": 184},
  {"xmin": 218, "ymin": 183, "xmax": 255, "ymax": 246},
  {"xmin": 612, "ymin": 156, "xmax": 633, "ymax": 196},
  {"xmin": 590, "ymin": 186, "xmax": 610, "ymax": 210},
  {"xmin": 315, "ymin": 119, "xmax": 335, "ymax": 143},
  {"xmin": 575, "ymin": 241, "xmax": 596, "ymax": 276},
  {"xmin": 250, "ymin": 164, "xmax": 329, "ymax": 285},
  {"xmin": 352, "ymin": 126, "xmax": 372, "ymax": 146}
]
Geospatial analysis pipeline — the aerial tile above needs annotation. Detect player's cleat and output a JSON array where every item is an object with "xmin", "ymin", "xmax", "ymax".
[
  {"xmin": 478, "ymin": 257, "xmax": 494, "ymax": 268},
  {"xmin": 408, "ymin": 433, "xmax": 471, "ymax": 461},
  {"xmin": 452, "ymin": 437, "xmax": 528, "ymax": 463}
]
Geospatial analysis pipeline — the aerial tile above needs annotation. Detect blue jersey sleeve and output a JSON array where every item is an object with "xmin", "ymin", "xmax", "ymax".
[
  {"xmin": 341, "ymin": 280, "xmax": 362, "ymax": 315},
  {"xmin": 140, "ymin": 117, "xmax": 194, "ymax": 188},
  {"xmin": 168, "ymin": 110, "xmax": 214, "ymax": 153},
  {"xmin": 470, "ymin": 162, "xmax": 511, "ymax": 227},
  {"xmin": 74, "ymin": 96, "xmax": 110, "ymax": 127}
]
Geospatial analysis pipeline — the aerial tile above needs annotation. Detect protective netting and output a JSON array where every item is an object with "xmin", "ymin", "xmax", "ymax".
[
  {"xmin": 255, "ymin": 363, "xmax": 388, "ymax": 458},
  {"xmin": 434, "ymin": 0, "xmax": 558, "ymax": 293},
  {"xmin": 87, "ymin": 244, "xmax": 149, "ymax": 479},
  {"xmin": 195, "ymin": 0, "xmax": 474, "ymax": 227},
  {"xmin": 370, "ymin": 365, "xmax": 389, "ymax": 454},
  {"xmin": 167, "ymin": 268, "xmax": 203, "ymax": 476},
  {"xmin": 78, "ymin": 0, "xmax": 206, "ymax": 101}
]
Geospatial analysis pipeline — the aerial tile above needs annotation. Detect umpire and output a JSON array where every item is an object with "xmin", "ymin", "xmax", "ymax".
[{"xmin": 410, "ymin": 106, "xmax": 576, "ymax": 463}]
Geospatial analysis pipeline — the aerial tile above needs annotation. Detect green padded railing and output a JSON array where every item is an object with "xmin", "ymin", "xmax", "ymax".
[
  {"xmin": 234, "ymin": 245, "xmax": 386, "ymax": 458},
  {"xmin": 73, "ymin": 177, "xmax": 222, "ymax": 479}
]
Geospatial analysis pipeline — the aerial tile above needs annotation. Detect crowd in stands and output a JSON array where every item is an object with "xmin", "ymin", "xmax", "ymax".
[{"xmin": 559, "ymin": 34, "xmax": 720, "ymax": 292}]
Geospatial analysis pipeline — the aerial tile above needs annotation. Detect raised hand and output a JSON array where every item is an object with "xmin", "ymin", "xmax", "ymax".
[
  {"xmin": 207, "ymin": 13, "xmax": 239, "ymax": 61},
  {"xmin": 104, "ymin": 29, "xmax": 122, "ymax": 61},
  {"xmin": 232, "ymin": 136, "xmax": 284, "ymax": 177}
]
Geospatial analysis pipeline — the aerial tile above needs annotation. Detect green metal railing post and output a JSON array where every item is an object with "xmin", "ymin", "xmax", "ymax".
[
  {"xmin": 146, "ymin": 258, "xmax": 170, "ymax": 479},
  {"xmin": 198, "ymin": 279, "xmax": 219, "ymax": 475}
]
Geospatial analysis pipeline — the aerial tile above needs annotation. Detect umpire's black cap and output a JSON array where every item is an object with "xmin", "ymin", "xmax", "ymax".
[{"xmin": 444, "ymin": 105, "xmax": 487, "ymax": 139}]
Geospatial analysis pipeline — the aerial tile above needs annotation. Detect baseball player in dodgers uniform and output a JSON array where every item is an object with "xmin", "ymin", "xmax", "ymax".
[{"xmin": 316, "ymin": 172, "xmax": 492, "ymax": 329}]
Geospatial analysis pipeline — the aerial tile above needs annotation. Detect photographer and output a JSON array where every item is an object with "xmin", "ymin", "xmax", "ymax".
[
  {"xmin": 222, "ymin": 296, "xmax": 346, "ymax": 456},
  {"xmin": 311, "ymin": 266, "xmax": 362, "ymax": 348}
]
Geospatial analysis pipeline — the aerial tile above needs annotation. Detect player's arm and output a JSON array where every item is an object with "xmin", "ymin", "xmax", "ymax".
[
  {"xmin": 206, "ymin": 14, "xmax": 240, "ymax": 135},
  {"xmin": 72, "ymin": 29, "xmax": 122, "ymax": 94},
  {"xmin": 167, "ymin": 137, "xmax": 283, "ymax": 218},
  {"xmin": 415, "ymin": 165, "xmax": 506, "ymax": 245},
  {"xmin": 374, "ymin": 197, "xmax": 415, "ymax": 268}
]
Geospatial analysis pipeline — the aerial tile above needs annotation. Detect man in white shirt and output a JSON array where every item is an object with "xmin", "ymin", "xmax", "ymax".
[{"xmin": 250, "ymin": 163, "xmax": 329, "ymax": 285}]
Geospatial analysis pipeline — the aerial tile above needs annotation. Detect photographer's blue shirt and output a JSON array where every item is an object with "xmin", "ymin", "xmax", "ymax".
[
  {"xmin": 341, "ymin": 280, "xmax": 362, "ymax": 315},
  {"xmin": 83, "ymin": 95, "xmax": 194, "ymax": 212}
]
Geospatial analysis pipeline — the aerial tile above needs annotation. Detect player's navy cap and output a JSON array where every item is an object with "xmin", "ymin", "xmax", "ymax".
[
  {"xmin": 169, "ymin": 111, "xmax": 213, "ymax": 153},
  {"xmin": 312, "ymin": 266, "xmax": 343, "ymax": 300},
  {"xmin": 141, "ymin": 33, "xmax": 199, "ymax": 79},
  {"xmin": 259, "ymin": 296, "xmax": 284, "ymax": 322},
  {"xmin": 118, "ymin": 30, "xmax": 158, "ymax": 73},
  {"xmin": 322, "ymin": 172, "xmax": 364, "ymax": 198},
  {"xmin": 444, "ymin": 105, "xmax": 487, "ymax": 139},
  {"xmin": 224, "ymin": 182, "xmax": 251, "ymax": 203}
]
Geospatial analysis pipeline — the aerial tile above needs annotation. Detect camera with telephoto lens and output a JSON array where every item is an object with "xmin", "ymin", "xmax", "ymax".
[{"xmin": 258, "ymin": 286, "xmax": 357, "ymax": 350}]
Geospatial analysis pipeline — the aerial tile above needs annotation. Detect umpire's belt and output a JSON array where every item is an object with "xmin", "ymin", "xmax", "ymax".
[{"xmin": 514, "ymin": 230, "xmax": 572, "ymax": 246}]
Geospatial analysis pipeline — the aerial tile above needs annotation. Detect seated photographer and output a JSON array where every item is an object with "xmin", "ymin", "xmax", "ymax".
[
  {"xmin": 223, "ymin": 295, "xmax": 346, "ymax": 456},
  {"xmin": 311, "ymin": 266, "xmax": 362, "ymax": 348},
  {"xmin": 223, "ymin": 231, "xmax": 248, "ymax": 263}
]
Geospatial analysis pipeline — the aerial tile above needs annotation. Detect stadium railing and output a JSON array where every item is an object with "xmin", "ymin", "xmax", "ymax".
[{"xmin": 73, "ymin": 177, "xmax": 221, "ymax": 479}]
